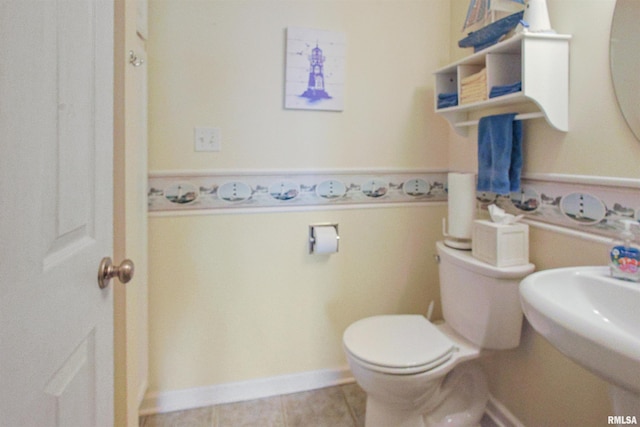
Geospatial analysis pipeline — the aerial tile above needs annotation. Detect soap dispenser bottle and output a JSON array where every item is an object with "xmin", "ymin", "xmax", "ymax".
[{"xmin": 609, "ymin": 220, "xmax": 640, "ymax": 282}]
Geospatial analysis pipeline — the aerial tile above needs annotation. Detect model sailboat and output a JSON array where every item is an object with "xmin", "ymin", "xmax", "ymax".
[{"xmin": 459, "ymin": 0, "xmax": 526, "ymax": 52}]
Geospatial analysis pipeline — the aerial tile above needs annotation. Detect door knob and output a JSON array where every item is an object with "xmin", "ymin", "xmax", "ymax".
[{"xmin": 98, "ymin": 257, "xmax": 135, "ymax": 289}]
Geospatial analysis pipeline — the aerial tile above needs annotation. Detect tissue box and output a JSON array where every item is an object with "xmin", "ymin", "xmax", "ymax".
[{"xmin": 472, "ymin": 220, "xmax": 529, "ymax": 267}]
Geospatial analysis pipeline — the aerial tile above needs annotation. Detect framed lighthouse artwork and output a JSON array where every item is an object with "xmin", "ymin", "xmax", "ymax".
[{"xmin": 285, "ymin": 27, "xmax": 346, "ymax": 111}]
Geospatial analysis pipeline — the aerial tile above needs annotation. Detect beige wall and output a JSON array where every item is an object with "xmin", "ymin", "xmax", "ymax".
[
  {"xmin": 147, "ymin": 0, "xmax": 640, "ymax": 425},
  {"xmin": 148, "ymin": 206, "xmax": 446, "ymax": 391},
  {"xmin": 148, "ymin": 0, "xmax": 450, "ymax": 171},
  {"xmin": 147, "ymin": 0, "xmax": 450, "ymax": 393}
]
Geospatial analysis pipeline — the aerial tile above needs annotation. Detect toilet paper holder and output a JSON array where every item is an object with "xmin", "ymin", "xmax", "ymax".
[{"xmin": 309, "ymin": 223, "xmax": 340, "ymax": 254}]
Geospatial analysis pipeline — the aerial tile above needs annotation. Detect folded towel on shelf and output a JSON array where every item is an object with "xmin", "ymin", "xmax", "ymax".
[
  {"xmin": 461, "ymin": 95, "xmax": 487, "ymax": 105},
  {"xmin": 461, "ymin": 86, "xmax": 486, "ymax": 96},
  {"xmin": 489, "ymin": 81, "xmax": 522, "ymax": 98},
  {"xmin": 437, "ymin": 92, "xmax": 458, "ymax": 108},
  {"xmin": 461, "ymin": 68, "xmax": 487, "ymax": 84},
  {"xmin": 460, "ymin": 89, "xmax": 487, "ymax": 104},
  {"xmin": 460, "ymin": 69, "xmax": 488, "ymax": 105},
  {"xmin": 438, "ymin": 92, "xmax": 457, "ymax": 100},
  {"xmin": 477, "ymin": 113, "xmax": 523, "ymax": 195}
]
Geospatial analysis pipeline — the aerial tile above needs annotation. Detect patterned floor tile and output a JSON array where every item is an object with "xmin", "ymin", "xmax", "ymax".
[
  {"xmin": 216, "ymin": 396, "xmax": 285, "ymax": 427},
  {"xmin": 282, "ymin": 386, "xmax": 356, "ymax": 427}
]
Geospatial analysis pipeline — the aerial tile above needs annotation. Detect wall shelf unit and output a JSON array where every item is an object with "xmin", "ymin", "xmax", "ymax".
[{"xmin": 434, "ymin": 32, "xmax": 571, "ymax": 136}]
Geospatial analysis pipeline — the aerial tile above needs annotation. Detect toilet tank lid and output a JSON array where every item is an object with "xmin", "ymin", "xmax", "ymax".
[
  {"xmin": 343, "ymin": 315, "xmax": 454, "ymax": 370},
  {"xmin": 436, "ymin": 241, "xmax": 535, "ymax": 279}
]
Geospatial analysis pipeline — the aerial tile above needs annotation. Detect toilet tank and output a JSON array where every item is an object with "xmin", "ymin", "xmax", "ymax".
[{"xmin": 436, "ymin": 241, "xmax": 535, "ymax": 350}]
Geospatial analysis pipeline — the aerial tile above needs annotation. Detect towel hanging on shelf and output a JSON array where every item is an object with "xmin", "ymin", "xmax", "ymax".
[{"xmin": 476, "ymin": 113, "xmax": 523, "ymax": 195}]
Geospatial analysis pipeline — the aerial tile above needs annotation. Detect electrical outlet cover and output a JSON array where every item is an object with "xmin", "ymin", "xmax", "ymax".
[{"xmin": 194, "ymin": 127, "xmax": 221, "ymax": 152}]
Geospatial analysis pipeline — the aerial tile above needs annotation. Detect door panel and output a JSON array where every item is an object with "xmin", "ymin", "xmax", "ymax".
[
  {"xmin": 44, "ymin": 332, "xmax": 97, "ymax": 427},
  {"xmin": 0, "ymin": 0, "xmax": 114, "ymax": 425},
  {"xmin": 45, "ymin": 0, "xmax": 96, "ymax": 267},
  {"xmin": 55, "ymin": 0, "xmax": 94, "ymax": 238}
]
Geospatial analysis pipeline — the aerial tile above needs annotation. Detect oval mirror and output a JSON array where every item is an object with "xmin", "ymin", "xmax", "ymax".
[{"xmin": 610, "ymin": 0, "xmax": 640, "ymax": 141}]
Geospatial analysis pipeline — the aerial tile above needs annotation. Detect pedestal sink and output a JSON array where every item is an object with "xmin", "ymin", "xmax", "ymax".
[{"xmin": 519, "ymin": 266, "xmax": 640, "ymax": 418}]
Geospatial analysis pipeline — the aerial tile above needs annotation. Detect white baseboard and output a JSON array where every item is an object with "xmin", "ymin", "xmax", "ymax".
[
  {"xmin": 485, "ymin": 395, "xmax": 526, "ymax": 427},
  {"xmin": 139, "ymin": 367, "xmax": 354, "ymax": 416}
]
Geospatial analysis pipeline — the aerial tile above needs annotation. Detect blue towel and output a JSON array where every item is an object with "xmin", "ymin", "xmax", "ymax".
[
  {"xmin": 437, "ymin": 92, "xmax": 458, "ymax": 109},
  {"xmin": 489, "ymin": 81, "xmax": 522, "ymax": 98},
  {"xmin": 477, "ymin": 113, "xmax": 523, "ymax": 195}
]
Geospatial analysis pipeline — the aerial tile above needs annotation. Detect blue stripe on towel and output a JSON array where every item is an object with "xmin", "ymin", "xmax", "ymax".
[{"xmin": 477, "ymin": 113, "xmax": 523, "ymax": 195}]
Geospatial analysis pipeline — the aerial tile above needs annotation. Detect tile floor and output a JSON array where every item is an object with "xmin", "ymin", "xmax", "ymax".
[
  {"xmin": 139, "ymin": 382, "xmax": 498, "ymax": 427},
  {"xmin": 139, "ymin": 383, "xmax": 366, "ymax": 427}
]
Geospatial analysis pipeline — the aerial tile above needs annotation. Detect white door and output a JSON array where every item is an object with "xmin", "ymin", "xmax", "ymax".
[{"xmin": 1, "ymin": 1, "xmax": 115, "ymax": 426}]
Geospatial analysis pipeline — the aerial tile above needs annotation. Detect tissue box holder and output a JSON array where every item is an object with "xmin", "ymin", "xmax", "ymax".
[{"xmin": 472, "ymin": 220, "xmax": 529, "ymax": 267}]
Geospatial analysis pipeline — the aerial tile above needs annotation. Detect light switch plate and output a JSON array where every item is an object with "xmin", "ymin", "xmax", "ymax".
[{"xmin": 194, "ymin": 127, "xmax": 221, "ymax": 152}]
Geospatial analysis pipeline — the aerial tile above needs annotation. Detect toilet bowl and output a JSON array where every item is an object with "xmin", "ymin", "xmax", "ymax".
[
  {"xmin": 344, "ymin": 316, "xmax": 486, "ymax": 427},
  {"xmin": 343, "ymin": 241, "xmax": 535, "ymax": 427}
]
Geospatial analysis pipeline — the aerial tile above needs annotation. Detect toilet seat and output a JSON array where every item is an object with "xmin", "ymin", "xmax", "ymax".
[{"xmin": 343, "ymin": 315, "xmax": 456, "ymax": 375}]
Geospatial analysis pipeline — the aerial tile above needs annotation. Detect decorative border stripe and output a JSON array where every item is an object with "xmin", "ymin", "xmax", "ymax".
[
  {"xmin": 515, "ymin": 176, "xmax": 639, "ymax": 239},
  {"xmin": 148, "ymin": 170, "xmax": 448, "ymax": 213},
  {"xmin": 148, "ymin": 170, "xmax": 639, "ymax": 241}
]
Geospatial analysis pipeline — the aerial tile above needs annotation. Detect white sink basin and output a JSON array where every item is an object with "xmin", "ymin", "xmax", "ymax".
[{"xmin": 520, "ymin": 266, "xmax": 640, "ymax": 395}]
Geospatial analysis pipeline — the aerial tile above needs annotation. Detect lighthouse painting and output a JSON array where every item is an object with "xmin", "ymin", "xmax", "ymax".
[{"xmin": 285, "ymin": 27, "xmax": 346, "ymax": 111}]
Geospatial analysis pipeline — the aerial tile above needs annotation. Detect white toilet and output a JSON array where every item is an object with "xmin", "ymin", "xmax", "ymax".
[{"xmin": 343, "ymin": 241, "xmax": 535, "ymax": 427}]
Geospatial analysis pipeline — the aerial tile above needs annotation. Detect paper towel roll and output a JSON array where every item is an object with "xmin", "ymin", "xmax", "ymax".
[
  {"xmin": 447, "ymin": 173, "xmax": 476, "ymax": 239},
  {"xmin": 523, "ymin": 0, "xmax": 553, "ymax": 32},
  {"xmin": 312, "ymin": 226, "xmax": 339, "ymax": 254}
]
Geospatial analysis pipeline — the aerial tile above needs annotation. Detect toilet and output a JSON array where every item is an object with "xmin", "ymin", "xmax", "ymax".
[{"xmin": 343, "ymin": 241, "xmax": 535, "ymax": 427}]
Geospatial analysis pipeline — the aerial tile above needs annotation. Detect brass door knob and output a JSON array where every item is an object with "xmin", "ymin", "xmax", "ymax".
[{"xmin": 98, "ymin": 257, "xmax": 135, "ymax": 289}]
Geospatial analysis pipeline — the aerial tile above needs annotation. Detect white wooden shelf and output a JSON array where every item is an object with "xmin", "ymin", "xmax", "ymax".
[{"xmin": 434, "ymin": 32, "xmax": 571, "ymax": 136}]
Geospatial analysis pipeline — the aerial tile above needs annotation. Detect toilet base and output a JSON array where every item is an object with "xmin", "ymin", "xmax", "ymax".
[
  {"xmin": 423, "ymin": 361, "xmax": 489, "ymax": 427},
  {"xmin": 365, "ymin": 395, "xmax": 427, "ymax": 427},
  {"xmin": 362, "ymin": 361, "xmax": 489, "ymax": 427}
]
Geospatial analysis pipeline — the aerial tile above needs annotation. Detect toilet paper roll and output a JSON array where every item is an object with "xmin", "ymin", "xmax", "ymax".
[
  {"xmin": 313, "ymin": 226, "xmax": 339, "ymax": 254},
  {"xmin": 447, "ymin": 173, "xmax": 476, "ymax": 239}
]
